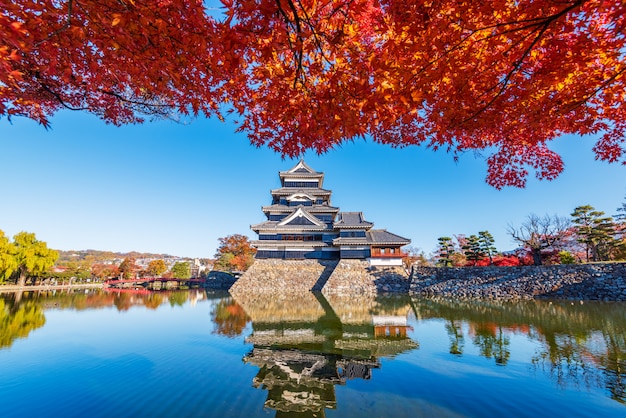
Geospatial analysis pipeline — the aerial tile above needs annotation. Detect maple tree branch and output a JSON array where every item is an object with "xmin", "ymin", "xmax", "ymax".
[
  {"xmin": 564, "ymin": 66, "xmax": 626, "ymax": 112},
  {"xmin": 35, "ymin": 0, "xmax": 74, "ymax": 46},
  {"xmin": 295, "ymin": 0, "xmax": 333, "ymax": 67},
  {"xmin": 459, "ymin": 0, "xmax": 587, "ymax": 125},
  {"xmin": 38, "ymin": 81, "xmax": 89, "ymax": 111},
  {"xmin": 99, "ymin": 89, "xmax": 174, "ymax": 110}
]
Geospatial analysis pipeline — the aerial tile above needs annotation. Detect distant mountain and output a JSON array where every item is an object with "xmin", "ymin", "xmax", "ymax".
[{"xmin": 56, "ymin": 249, "xmax": 183, "ymax": 265}]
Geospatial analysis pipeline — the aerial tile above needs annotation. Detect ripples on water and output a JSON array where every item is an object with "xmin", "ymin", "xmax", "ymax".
[{"xmin": 0, "ymin": 289, "xmax": 625, "ymax": 417}]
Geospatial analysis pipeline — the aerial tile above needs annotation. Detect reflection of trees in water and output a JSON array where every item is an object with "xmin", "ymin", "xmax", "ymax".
[
  {"xmin": 0, "ymin": 289, "xmax": 207, "ymax": 348},
  {"xmin": 413, "ymin": 297, "xmax": 626, "ymax": 403},
  {"xmin": 0, "ymin": 297, "xmax": 45, "ymax": 349},
  {"xmin": 471, "ymin": 323, "xmax": 510, "ymax": 365},
  {"xmin": 445, "ymin": 320, "xmax": 464, "ymax": 355},
  {"xmin": 211, "ymin": 297, "xmax": 250, "ymax": 337}
]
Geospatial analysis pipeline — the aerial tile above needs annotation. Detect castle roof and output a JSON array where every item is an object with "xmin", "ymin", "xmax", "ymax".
[
  {"xmin": 368, "ymin": 229, "xmax": 411, "ymax": 245},
  {"xmin": 262, "ymin": 204, "xmax": 340, "ymax": 213},
  {"xmin": 333, "ymin": 229, "xmax": 411, "ymax": 246},
  {"xmin": 280, "ymin": 160, "xmax": 321, "ymax": 176},
  {"xmin": 333, "ymin": 212, "xmax": 373, "ymax": 229},
  {"xmin": 271, "ymin": 187, "xmax": 332, "ymax": 196},
  {"xmin": 252, "ymin": 207, "xmax": 332, "ymax": 232}
]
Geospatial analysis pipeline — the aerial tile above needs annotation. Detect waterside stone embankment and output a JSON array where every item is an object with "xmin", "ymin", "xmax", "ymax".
[
  {"xmin": 229, "ymin": 260, "xmax": 626, "ymax": 301},
  {"xmin": 410, "ymin": 263, "xmax": 626, "ymax": 301}
]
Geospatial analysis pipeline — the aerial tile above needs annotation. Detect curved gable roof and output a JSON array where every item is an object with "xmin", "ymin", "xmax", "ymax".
[{"xmin": 278, "ymin": 207, "xmax": 327, "ymax": 227}]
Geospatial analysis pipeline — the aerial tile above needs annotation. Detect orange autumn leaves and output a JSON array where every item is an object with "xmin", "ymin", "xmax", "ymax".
[{"xmin": 1, "ymin": 0, "xmax": 625, "ymax": 187}]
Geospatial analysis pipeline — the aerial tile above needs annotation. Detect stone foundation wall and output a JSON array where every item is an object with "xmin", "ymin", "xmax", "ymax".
[
  {"xmin": 322, "ymin": 260, "xmax": 409, "ymax": 295},
  {"xmin": 410, "ymin": 263, "xmax": 626, "ymax": 300},
  {"xmin": 229, "ymin": 259, "xmax": 338, "ymax": 295}
]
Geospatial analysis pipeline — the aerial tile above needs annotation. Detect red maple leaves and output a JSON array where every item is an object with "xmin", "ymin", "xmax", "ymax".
[{"xmin": 1, "ymin": 1, "xmax": 624, "ymax": 187}]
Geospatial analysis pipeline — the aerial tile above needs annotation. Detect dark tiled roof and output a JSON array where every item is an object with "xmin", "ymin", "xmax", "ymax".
[
  {"xmin": 262, "ymin": 204, "xmax": 339, "ymax": 213},
  {"xmin": 250, "ymin": 221, "xmax": 331, "ymax": 232},
  {"xmin": 251, "ymin": 240, "xmax": 333, "ymax": 248},
  {"xmin": 271, "ymin": 187, "xmax": 332, "ymax": 196},
  {"xmin": 334, "ymin": 212, "xmax": 373, "ymax": 229},
  {"xmin": 367, "ymin": 229, "xmax": 411, "ymax": 245},
  {"xmin": 332, "ymin": 237, "xmax": 369, "ymax": 245},
  {"xmin": 279, "ymin": 160, "xmax": 322, "ymax": 175}
]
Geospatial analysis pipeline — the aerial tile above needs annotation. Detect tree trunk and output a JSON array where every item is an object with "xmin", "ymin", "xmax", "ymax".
[
  {"xmin": 17, "ymin": 270, "xmax": 27, "ymax": 287},
  {"xmin": 531, "ymin": 249, "xmax": 542, "ymax": 266}
]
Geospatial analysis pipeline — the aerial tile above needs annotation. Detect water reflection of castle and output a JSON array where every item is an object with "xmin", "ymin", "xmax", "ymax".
[{"xmin": 232, "ymin": 292, "xmax": 418, "ymax": 417}]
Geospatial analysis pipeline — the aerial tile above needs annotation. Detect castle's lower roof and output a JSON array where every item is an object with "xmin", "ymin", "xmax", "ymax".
[
  {"xmin": 333, "ymin": 230, "xmax": 411, "ymax": 246},
  {"xmin": 334, "ymin": 212, "xmax": 373, "ymax": 229},
  {"xmin": 262, "ymin": 204, "xmax": 339, "ymax": 213},
  {"xmin": 271, "ymin": 187, "xmax": 332, "ymax": 196}
]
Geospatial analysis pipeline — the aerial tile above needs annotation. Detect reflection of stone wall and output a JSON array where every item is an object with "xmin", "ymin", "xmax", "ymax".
[
  {"xmin": 231, "ymin": 291, "xmax": 326, "ymax": 323},
  {"xmin": 411, "ymin": 263, "xmax": 626, "ymax": 300},
  {"xmin": 323, "ymin": 293, "xmax": 412, "ymax": 324}
]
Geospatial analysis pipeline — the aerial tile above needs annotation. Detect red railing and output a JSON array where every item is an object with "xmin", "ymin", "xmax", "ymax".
[
  {"xmin": 370, "ymin": 251, "xmax": 407, "ymax": 258},
  {"xmin": 104, "ymin": 277, "xmax": 206, "ymax": 286}
]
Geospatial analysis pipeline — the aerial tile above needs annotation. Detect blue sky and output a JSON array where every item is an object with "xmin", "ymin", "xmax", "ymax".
[{"xmin": 0, "ymin": 111, "xmax": 624, "ymax": 258}]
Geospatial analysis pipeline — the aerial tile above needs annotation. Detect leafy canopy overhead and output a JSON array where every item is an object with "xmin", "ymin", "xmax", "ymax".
[{"xmin": 2, "ymin": 0, "xmax": 625, "ymax": 187}]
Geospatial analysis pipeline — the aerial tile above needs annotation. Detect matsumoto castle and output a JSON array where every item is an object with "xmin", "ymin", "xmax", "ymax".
[{"xmin": 251, "ymin": 160, "xmax": 410, "ymax": 266}]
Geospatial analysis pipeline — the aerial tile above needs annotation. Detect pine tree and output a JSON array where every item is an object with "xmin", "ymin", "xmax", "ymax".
[
  {"xmin": 436, "ymin": 237, "xmax": 455, "ymax": 267},
  {"xmin": 478, "ymin": 231, "xmax": 497, "ymax": 265},
  {"xmin": 571, "ymin": 205, "xmax": 620, "ymax": 262},
  {"xmin": 462, "ymin": 235, "xmax": 482, "ymax": 266}
]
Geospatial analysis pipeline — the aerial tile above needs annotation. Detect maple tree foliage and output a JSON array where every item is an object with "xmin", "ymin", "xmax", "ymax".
[
  {"xmin": 214, "ymin": 234, "xmax": 256, "ymax": 272},
  {"xmin": 2, "ymin": 1, "xmax": 625, "ymax": 187}
]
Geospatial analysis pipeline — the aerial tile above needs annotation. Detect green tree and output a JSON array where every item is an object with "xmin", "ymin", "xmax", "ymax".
[
  {"xmin": 436, "ymin": 237, "xmax": 455, "ymax": 267},
  {"xmin": 616, "ymin": 192, "xmax": 626, "ymax": 223},
  {"xmin": 171, "ymin": 262, "xmax": 191, "ymax": 279},
  {"xmin": 118, "ymin": 257, "xmax": 139, "ymax": 280},
  {"xmin": 571, "ymin": 205, "xmax": 621, "ymax": 262},
  {"xmin": 478, "ymin": 231, "xmax": 498, "ymax": 265},
  {"xmin": 0, "ymin": 230, "xmax": 17, "ymax": 284},
  {"xmin": 559, "ymin": 251, "xmax": 576, "ymax": 265},
  {"xmin": 12, "ymin": 232, "xmax": 58, "ymax": 287},
  {"xmin": 214, "ymin": 234, "xmax": 256, "ymax": 272},
  {"xmin": 462, "ymin": 235, "xmax": 482, "ymax": 266},
  {"xmin": 147, "ymin": 259, "xmax": 168, "ymax": 277}
]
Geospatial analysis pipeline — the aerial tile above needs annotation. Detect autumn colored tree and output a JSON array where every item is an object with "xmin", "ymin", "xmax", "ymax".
[
  {"xmin": 146, "ymin": 259, "xmax": 168, "ymax": 277},
  {"xmin": 508, "ymin": 214, "xmax": 570, "ymax": 265},
  {"xmin": 402, "ymin": 246, "xmax": 430, "ymax": 272},
  {"xmin": 118, "ymin": 257, "xmax": 139, "ymax": 280},
  {"xmin": 3, "ymin": 1, "xmax": 625, "ymax": 188},
  {"xmin": 91, "ymin": 263, "xmax": 120, "ymax": 281},
  {"xmin": 214, "ymin": 234, "xmax": 256, "ymax": 272}
]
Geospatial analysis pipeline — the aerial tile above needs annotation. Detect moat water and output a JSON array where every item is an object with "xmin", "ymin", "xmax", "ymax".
[{"xmin": 1, "ymin": 289, "xmax": 625, "ymax": 417}]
